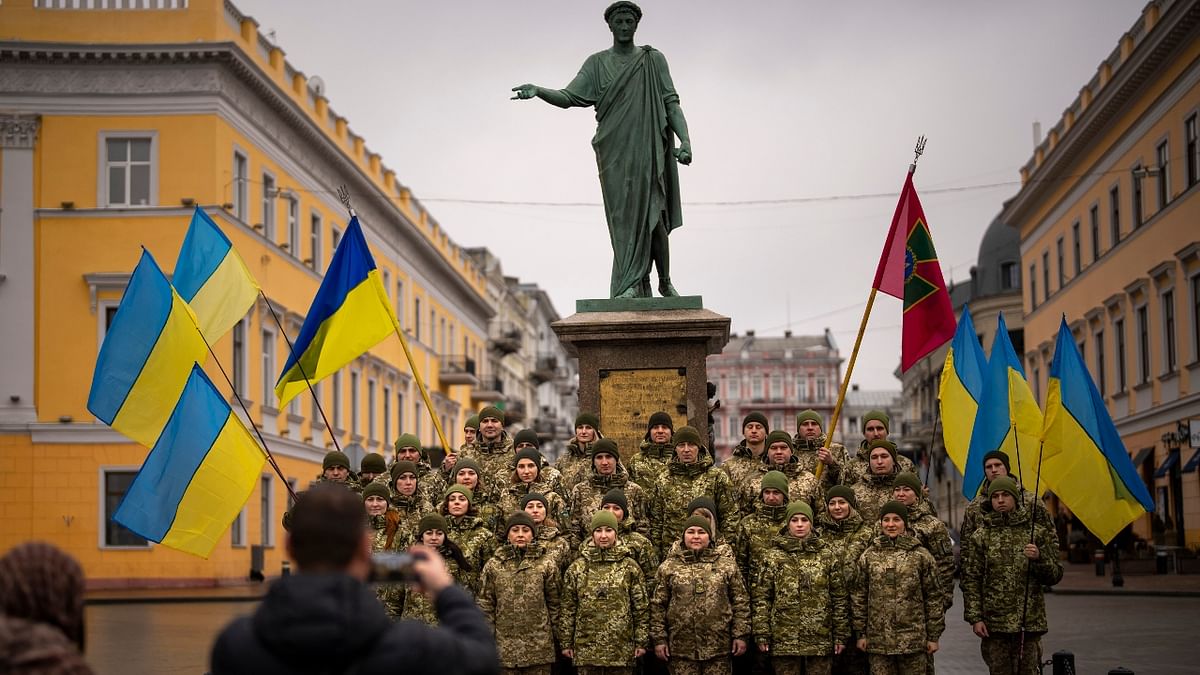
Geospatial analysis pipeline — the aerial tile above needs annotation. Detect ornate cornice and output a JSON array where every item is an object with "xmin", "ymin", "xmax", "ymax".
[{"xmin": 0, "ymin": 113, "xmax": 39, "ymax": 149}]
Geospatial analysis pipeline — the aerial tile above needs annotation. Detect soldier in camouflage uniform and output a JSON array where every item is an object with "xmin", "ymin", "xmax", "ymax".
[
  {"xmin": 649, "ymin": 426, "xmax": 738, "ymax": 559},
  {"xmin": 479, "ymin": 512, "xmax": 561, "ymax": 675},
  {"xmin": 817, "ymin": 486, "xmax": 872, "ymax": 675},
  {"xmin": 500, "ymin": 447, "xmax": 569, "ymax": 527},
  {"xmin": 512, "ymin": 428, "xmax": 566, "ymax": 498},
  {"xmin": 599, "ymin": 488, "xmax": 659, "ymax": 593},
  {"xmin": 461, "ymin": 414, "xmax": 479, "ymax": 452},
  {"xmin": 390, "ymin": 433, "xmax": 445, "ymax": 508},
  {"xmin": 282, "ymin": 450, "xmax": 358, "ymax": 531},
  {"xmin": 720, "ymin": 412, "xmax": 770, "ymax": 509},
  {"xmin": 891, "ymin": 473, "xmax": 955, "ymax": 613},
  {"xmin": 560, "ymin": 510, "xmax": 650, "ymax": 674},
  {"xmin": 841, "ymin": 412, "xmax": 915, "ymax": 488},
  {"xmin": 630, "ymin": 411, "xmax": 675, "ymax": 491},
  {"xmin": 791, "ymin": 410, "xmax": 850, "ymax": 487},
  {"xmin": 959, "ymin": 450, "xmax": 1056, "ymax": 547},
  {"xmin": 522, "ymin": 492, "xmax": 576, "ymax": 573},
  {"xmin": 387, "ymin": 460, "xmax": 428, "ymax": 551},
  {"xmin": 961, "ymin": 477, "xmax": 1062, "ymax": 675},
  {"xmin": 753, "ymin": 501, "xmax": 849, "ymax": 675},
  {"xmin": 733, "ymin": 431, "xmax": 823, "ymax": 519},
  {"xmin": 451, "ymin": 457, "xmax": 503, "ymax": 534},
  {"xmin": 458, "ymin": 405, "xmax": 517, "ymax": 491},
  {"xmin": 402, "ymin": 513, "xmax": 473, "ymax": 625},
  {"xmin": 665, "ymin": 497, "xmax": 737, "ymax": 566},
  {"xmin": 651, "ymin": 515, "xmax": 750, "ymax": 674},
  {"xmin": 362, "ymin": 482, "xmax": 405, "ymax": 619},
  {"xmin": 852, "ymin": 502, "xmax": 943, "ymax": 675},
  {"xmin": 558, "ymin": 411, "xmax": 603, "ymax": 495},
  {"xmin": 570, "ymin": 438, "xmax": 649, "ymax": 543},
  {"xmin": 732, "ymin": 470, "xmax": 790, "ymax": 586},
  {"xmin": 438, "ymin": 484, "xmax": 497, "ymax": 595},
  {"xmin": 851, "ymin": 440, "xmax": 902, "ymax": 523}
]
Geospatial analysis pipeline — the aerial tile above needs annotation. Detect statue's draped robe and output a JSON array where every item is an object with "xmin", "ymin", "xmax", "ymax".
[{"xmin": 563, "ymin": 46, "xmax": 682, "ymax": 297}]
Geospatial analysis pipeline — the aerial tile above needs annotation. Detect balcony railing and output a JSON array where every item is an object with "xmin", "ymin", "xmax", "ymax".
[
  {"xmin": 470, "ymin": 376, "xmax": 504, "ymax": 403},
  {"xmin": 489, "ymin": 323, "xmax": 522, "ymax": 355},
  {"xmin": 531, "ymin": 353, "xmax": 559, "ymax": 384},
  {"xmin": 438, "ymin": 355, "xmax": 478, "ymax": 386},
  {"xmin": 503, "ymin": 400, "xmax": 527, "ymax": 425}
]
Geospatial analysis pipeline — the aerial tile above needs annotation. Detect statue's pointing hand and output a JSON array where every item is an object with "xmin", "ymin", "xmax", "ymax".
[{"xmin": 511, "ymin": 84, "xmax": 538, "ymax": 100}]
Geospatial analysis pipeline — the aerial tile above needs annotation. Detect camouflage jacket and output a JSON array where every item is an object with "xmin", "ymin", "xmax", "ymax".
[
  {"xmin": 961, "ymin": 502, "xmax": 1063, "ymax": 634},
  {"xmin": 401, "ymin": 544, "xmax": 465, "ymax": 625},
  {"xmin": 536, "ymin": 522, "xmax": 577, "ymax": 573},
  {"xmin": 388, "ymin": 451, "xmax": 447, "ymax": 508},
  {"xmin": 650, "ymin": 544, "xmax": 751, "ymax": 661},
  {"xmin": 720, "ymin": 440, "xmax": 768, "ymax": 505},
  {"xmin": 369, "ymin": 512, "xmax": 405, "ymax": 619},
  {"xmin": 498, "ymin": 480, "xmax": 568, "ymax": 533},
  {"xmin": 816, "ymin": 510, "xmax": 873, "ymax": 592},
  {"xmin": 732, "ymin": 456, "xmax": 823, "ymax": 520},
  {"xmin": 556, "ymin": 439, "xmax": 594, "ymax": 495},
  {"xmin": 790, "ymin": 434, "xmax": 850, "ymax": 486},
  {"xmin": 842, "ymin": 448, "xmax": 915, "ymax": 488},
  {"xmin": 569, "ymin": 462, "xmax": 648, "ymax": 542},
  {"xmin": 442, "ymin": 513, "xmax": 497, "ymax": 594},
  {"xmin": 479, "ymin": 542, "xmax": 561, "ymax": 668},
  {"xmin": 904, "ymin": 499, "xmax": 957, "ymax": 612},
  {"xmin": 628, "ymin": 440, "xmax": 672, "ymax": 492},
  {"xmin": 732, "ymin": 502, "xmax": 789, "ymax": 582},
  {"xmin": 852, "ymin": 534, "xmax": 944, "ymax": 655},
  {"xmin": 850, "ymin": 467, "xmax": 899, "ymax": 523},
  {"xmin": 648, "ymin": 454, "xmax": 738, "ymax": 557},
  {"xmin": 560, "ymin": 541, "xmax": 649, "ymax": 667},
  {"xmin": 960, "ymin": 479, "xmax": 1057, "ymax": 548},
  {"xmin": 387, "ymin": 493, "xmax": 428, "ymax": 551},
  {"xmin": 752, "ymin": 535, "xmax": 849, "ymax": 655},
  {"xmin": 460, "ymin": 432, "xmax": 516, "ymax": 490}
]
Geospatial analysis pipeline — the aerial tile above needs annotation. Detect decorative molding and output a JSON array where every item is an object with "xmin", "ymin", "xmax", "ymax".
[
  {"xmin": 1176, "ymin": 241, "xmax": 1200, "ymax": 267},
  {"xmin": 1148, "ymin": 259, "xmax": 1176, "ymax": 286},
  {"xmin": 1124, "ymin": 277, "xmax": 1150, "ymax": 299},
  {"xmin": 0, "ymin": 114, "xmax": 40, "ymax": 149},
  {"xmin": 83, "ymin": 272, "xmax": 131, "ymax": 314}
]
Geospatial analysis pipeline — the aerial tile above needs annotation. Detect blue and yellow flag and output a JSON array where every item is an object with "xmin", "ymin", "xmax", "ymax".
[
  {"xmin": 173, "ymin": 207, "xmax": 260, "ymax": 342},
  {"xmin": 962, "ymin": 314, "xmax": 1044, "ymax": 498},
  {"xmin": 1041, "ymin": 318, "xmax": 1153, "ymax": 544},
  {"xmin": 275, "ymin": 215, "xmax": 397, "ymax": 407},
  {"xmin": 939, "ymin": 305, "xmax": 987, "ymax": 474},
  {"xmin": 88, "ymin": 250, "xmax": 209, "ymax": 447},
  {"xmin": 114, "ymin": 364, "xmax": 265, "ymax": 558}
]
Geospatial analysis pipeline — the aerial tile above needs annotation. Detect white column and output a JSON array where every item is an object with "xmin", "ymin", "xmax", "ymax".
[{"xmin": 0, "ymin": 114, "xmax": 40, "ymax": 424}]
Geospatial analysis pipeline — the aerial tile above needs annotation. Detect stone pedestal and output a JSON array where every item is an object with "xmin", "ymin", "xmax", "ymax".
[{"xmin": 552, "ymin": 298, "xmax": 730, "ymax": 460}]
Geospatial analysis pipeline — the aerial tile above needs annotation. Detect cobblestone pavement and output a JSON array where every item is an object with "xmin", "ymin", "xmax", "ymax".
[{"xmin": 84, "ymin": 588, "xmax": 1195, "ymax": 674}]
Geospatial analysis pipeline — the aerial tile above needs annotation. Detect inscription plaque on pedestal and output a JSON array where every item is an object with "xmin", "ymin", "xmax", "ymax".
[{"xmin": 599, "ymin": 368, "xmax": 689, "ymax": 463}]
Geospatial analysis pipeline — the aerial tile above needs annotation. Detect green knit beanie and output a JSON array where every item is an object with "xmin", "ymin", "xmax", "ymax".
[
  {"xmin": 742, "ymin": 411, "xmax": 769, "ymax": 431},
  {"xmin": 826, "ymin": 485, "xmax": 857, "ymax": 508},
  {"xmin": 760, "ymin": 470, "xmax": 789, "ymax": 499},
  {"xmin": 765, "ymin": 430, "xmax": 794, "ymax": 449},
  {"xmin": 862, "ymin": 410, "xmax": 890, "ymax": 433},
  {"xmin": 444, "ymin": 484, "xmax": 473, "ymax": 504},
  {"xmin": 360, "ymin": 452, "xmax": 386, "ymax": 475},
  {"xmin": 389, "ymin": 460, "xmax": 418, "ymax": 481},
  {"xmin": 514, "ymin": 446, "xmax": 543, "ymax": 469},
  {"xmin": 323, "ymin": 450, "xmax": 350, "ymax": 471},
  {"xmin": 795, "ymin": 409, "xmax": 824, "ymax": 431},
  {"xmin": 520, "ymin": 492, "xmax": 548, "ymax": 510},
  {"xmin": 682, "ymin": 514, "xmax": 713, "ymax": 540},
  {"xmin": 393, "ymin": 433, "xmax": 421, "ymax": 452},
  {"xmin": 784, "ymin": 501, "xmax": 814, "ymax": 524},
  {"xmin": 894, "ymin": 472, "xmax": 923, "ymax": 494},
  {"xmin": 464, "ymin": 415, "xmax": 480, "ymax": 430},
  {"xmin": 454, "ymin": 457, "xmax": 483, "ymax": 480},
  {"xmin": 478, "ymin": 406, "xmax": 505, "ymax": 424},
  {"xmin": 590, "ymin": 438, "xmax": 620, "ymax": 458},
  {"xmin": 673, "ymin": 425, "xmax": 702, "ymax": 448},
  {"xmin": 879, "ymin": 500, "xmax": 909, "ymax": 525},
  {"xmin": 601, "ymin": 488, "xmax": 628, "ymax": 517},
  {"xmin": 362, "ymin": 482, "xmax": 390, "ymax": 502},
  {"xmin": 867, "ymin": 439, "xmax": 898, "ymax": 459},
  {"xmin": 988, "ymin": 476, "xmax": 1020, "ymax": 500},
  {"xmin": 575, "ymin": 411, "xmax": 600, "ymax": 430},
  {"xmin": 505, "ymin": 511, "xmax": 537, "ymax": 534},
  {"xmin": 983, "ymin": 450, "xmax": 1011, "ymax": 472},
  {"xmin": 590, "ymin": 510, "xmax": 619, "ymax": 532},
  {"xmin": 687, "ymin": 496, "xmax": 719, "ymax": 527},
  {"xmin": 418, "ymin": 513, "xmax": 447, "ymax": 535},
  {"xmin": 513, "ymin": 428, "xmax": 540, "ymax": 448},
  {"xmin": 647, "ymin": 411, "xmax": 674, "ymax": 432}
]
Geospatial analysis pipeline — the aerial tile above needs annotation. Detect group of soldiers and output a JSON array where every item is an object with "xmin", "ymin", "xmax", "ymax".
[{"xmin": 290, "ymin": 404, "xmax": 1062, "ymax": 675}]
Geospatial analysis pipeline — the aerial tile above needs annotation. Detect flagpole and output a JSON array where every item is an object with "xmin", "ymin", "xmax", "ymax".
[
  {"xmin": 258, "ymin": 290, "xmax": 342, "ymax": 453},
  {"xmin": 337, "ymin": 187, "xmax": 454, "ymax": 459}
]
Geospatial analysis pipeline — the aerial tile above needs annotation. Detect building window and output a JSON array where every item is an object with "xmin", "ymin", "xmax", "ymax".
[
  {"xmin": 430, "ymin": 309, "xmax": 437, "ymax": 350},
  {"xmin": 440, "ymin": 318, "xmax": 447, "ymax": 356},
  {"xmin": 1095, "ymin": 330, "xmax": 1106, "ymax": 396},
  {"xmin": 261, "ymin": 173, "xmax": 276, "ymax": 239},
  {"xmin": 1029, "ymin": 263, "xmax": 1038, "ymax": 310},
  {"xmin": 1110, "ymin": 185, "xmax": 1121, "ymax": 245},
  {"xmin": 1071, "ymin": 222, "xmax": 1081, "ymax": 276},
  {"xmin": 414, "ymin": 297, "xmax": 422, "ymax": 341},
  {"xmin": 103, "ymin": 136, "xmax": 155, "ymax": 207},
  {"xmin": 728, "ymin": 416, "xmax": 738, "ymax": 439},
  {"xmin": 1000, "ymin": 261, "xmax": 1019, "ymax": 290},
  {"xmin": 331, "ymin": 226, "xmax": 342, "ymax": 257},
  {"xmin": 286, "ymin": 197, "xmax": 299, "ymax": 258},
  {"xmin": 232, "ymin": 151, "xmax": 248, "ymax": 221},
  {"xmin": 1163, "ymin": 290, "xmax": 1177, "ymax": 374},
  {"xmin": 1115, "ymin": 318, "xmax": 1127, "ymax": 392},
  {"xmin": 332, "ymin": 371, "xmax": 343, "ymax": 430},
  {"xmin": 1041, "ymin": 251, "xmax": 1050, "ymax": 302},
  {"xmin": 816, "ymin": 378, "xmax": 828, "ymax": 402},
  {"xmin": 1156, "ymin": 140, "xmax": 1170, "ymax": 210},
  {"xmin": 231, "ymin": 508, "xmax": 245, "ymax": 547},
  {"xmin": 1192, "ymin": 274, "xmax": 1200, "ymax": 362},
  {"xmin": 309, "ymin": 212, "xmax": 322, "ymax": 271},
  {"xmin": 1136, "ymin": 305, "xmax": 1150, "ymax": 384},
  {"xmin": 415, "ymin": 400, "xmax": 423, "ymax": 442},
  {"xmin": 1089, "ymin": 205, "xmax": 1101, "ymax": 261},
  {"xmin": 397, "ymin": 390, "xmax": 406, "ymax": 436},
  {"xmin": 260, "ymin": 475, "xmax": 273, "ymax": 547},
  {"xmin": 102, "ymin": 470, "xmax": 150, "ymax": 548},
  {"xmin": 751, "ymin": 375, "xmax": 763, "ymax": 399},
  {"xmin": 396, "ymin": 280, "xmax": 406, "ymax": 330},
  {"xmin": 796, "ymin": 375, "xmax": 808, "ymax": 400},
  {"xmin": 232, "ymin": 318, "xmax": 247, "ymax": 397},
  {"xmin": 1032, "ymin": 366, "xmax": 1040, "ymax": 403},
  {"xmin": 770, "ymin": 374, "xmax": 782, "ymax": 400},
  {"xmin": 261, "ymin": 329, "xmax": 275, "ymax": 409},
  {"xmin": 350, "ymin": 371, "xmax": 360, "ymax": 436},
  {"xmin": 772, "ymin": 414, "xmax": 783, "ymax": 431},
  {"xmin": 367, "ymin": 378, "xmax": 377, "ymax": 442},
  {"xmin": 287, "ymin": 479, "xmax": 298, "ymax": 509},
  {"xmin": 1131, "ymin": 165, "xmax": 1144, "ymax": 229},
  {"xmin": 383, "ymin": 385, "xmax": 392, "ymax": 445},
  {"xmin": 1056, "ymin": 239, "xmax": 1065, "ymax": 288},
  {"xmin": 1186, "ymin": 114, "xmax": 1198, "ymax": 187},
  {"xmin": 310, "ymin": 382, "xmax": 323, "ymax": 431}
]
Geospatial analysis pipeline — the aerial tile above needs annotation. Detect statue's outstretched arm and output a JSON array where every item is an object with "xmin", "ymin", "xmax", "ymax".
[{"xmin": 511, "ymin": 84, "xmax": 576, "ymax": 109}]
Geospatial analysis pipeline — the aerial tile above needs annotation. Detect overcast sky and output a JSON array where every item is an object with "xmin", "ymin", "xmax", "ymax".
[{"xmin": 238, "ymin": 0, "xmax": 1140, "ymax": 390}]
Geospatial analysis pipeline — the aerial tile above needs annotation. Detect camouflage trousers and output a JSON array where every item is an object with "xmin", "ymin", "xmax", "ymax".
[
  {"xmin": 831, "ymin": 642, "xmax": 868, "ymax": 674},
  {"xmin": 980, "ymin": 633, "xmax": 1042, "ymax": 675},
  {"xmin": 668, "ymin": 657, "xmax": 732, "ymax": 675},
  {"xmin": 773, "ymin": 655, "xmax": 831, "ymax": 675},
  {"xmin": 503, "ymin": 667, "xmax": 553, "ymax": 675},
  {"xmin": 578, "ymin": 667, "xmax": 634, "ymax": 675},
  {"xmin": 866, "ymin": 653, "xmax": 925, "ymax": 675}
]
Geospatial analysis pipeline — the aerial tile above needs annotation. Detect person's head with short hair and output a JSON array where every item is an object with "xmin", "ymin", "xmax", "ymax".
[
  {"xmin": 0, "ymin": 542, "xmax": 87, "ymax": 650},
  {"xmin": 983, "ymin": 450, "xmax": 1011, "ymax": 482},
  {"xmin": 362, "ymin": 482, "xmax": 390, "ymax": 516},
  {"xmin": 505, "ymin": 512, "xmax": 536, "ymax": 548},
  {"xmin": 390, "ymin": 460, "xmax": 419, "ymax": 497},
  {"xmin": 742, "ymin": 412, "xmax": 769, "ymax": 446},
  {"xmin": 673, "ymin": 426, "xmax": 703, "ymax": 464},
  {"xmin": 477, "ymin": 406, "xmax": 504, "ymax": 442},
  {"xmin": 575, "ymin": 411, "xmax": 600, "ymax": 444},
  {"xmin": 287, "ymin": 483, "xmax": 371, "ymax": 578},
  {"xmin": 646, "ymin": 411, "xmax": 674, "ymax": 444},
  {"xmin": 463, "ymin": 415, "xmax": 479, "ymax": 445},
  {"xmin": 601, "ymin": 488, "xmax": 628, "ymax": 523},
  {"xmin": 795, "ymin": 409, "xmax": 824, "ymax": 441},
  {"xmin": 604, "ymin": 0, "xmax": 641, "ymax": 40},
  {"xmin": 826, "ymin": 485, "xmax": 857, "ymax": 522},
  {"xmin": 879, "ymin": 500, "xmax": 908, "ymax": 538},
  {"xmin": 867, "ymin": 439, "xmax": 897, "ymax": 476},
  {"xmin": 760, "ymin": 470, "xmax": 789, "ymax": 507},
  {"xmin": 682, "ymin": 515, "xmax": 712, "ymax": 552},
  {"xmin": 765, "ymin": 430, "xmax": 794, "ymax": 465},
  {"xmin": 513, "ymin": 428, "xmax": 540, "ymax": 451},
  {"xmin": 892, "ymin": 472, "xmax": 923, "ymax": 507},
  {"xmin": 521, "ymin": 493, "xmax": 549, "ymax": 525},
  {"xmin": 862, "ymin": 410, "xmax": 890, "ymax": 443},
  {"xmin": 393, "ymin": 434, "xmax": 422, "ymax": 463},
  {"xmin": 322, "ymin": 450, "xmax": 351, "ymax": 482},
  {"xmin": 591, "ymin": 510, "xmax": 619, "ymax": 549},
  {"xmin": 989, "ymin": 476, "xmax": 1020, "ymax": 513},
  {"xmin": 443, "ymin": 485, "xmax": 474, "ymax": 518},
  {"xmin": 784, "ymin": 501, "xmax": 814, "ymax": 539},
  {"xmin": 591, "ymin": 438, "xmax": 620, "ymax": 476}
]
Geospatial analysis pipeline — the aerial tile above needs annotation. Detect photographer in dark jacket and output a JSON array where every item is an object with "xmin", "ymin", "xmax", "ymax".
[{"xmin": 211, "ymin": 482, "xmax": 499, "ymax": 675}]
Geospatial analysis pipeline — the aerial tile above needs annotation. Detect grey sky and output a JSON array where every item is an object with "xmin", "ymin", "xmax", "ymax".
[{"xmin": 238, "ymin": 0, "xmax": 1140, "ymax": 390}]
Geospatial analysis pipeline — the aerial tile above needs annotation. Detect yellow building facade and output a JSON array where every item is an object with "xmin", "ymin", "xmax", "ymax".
[
  {"xmin": 0, "ymin": 0, "xmax": 499, "ymax": 586},
  {"xmin": 1003, "ymin": 0, "xmax": 1200, "ymax": 548}
]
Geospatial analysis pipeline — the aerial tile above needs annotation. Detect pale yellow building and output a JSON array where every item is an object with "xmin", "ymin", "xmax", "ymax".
[
  {"xmin": 1004, "ymin": 0, "xmax": 1200, "ymax": 548},
  {"xmin": 0, "ymin": 0, "xmax": 504, "ymax": 586}
]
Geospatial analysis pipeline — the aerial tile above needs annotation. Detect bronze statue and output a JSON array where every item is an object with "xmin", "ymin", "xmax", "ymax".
[{"xmin": 512, "ymin": 1, "xmax": 692, "ymax": 299}]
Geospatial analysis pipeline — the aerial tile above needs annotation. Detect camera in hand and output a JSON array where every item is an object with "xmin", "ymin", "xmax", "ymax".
[{"xmin": 368, "ymin": 552, "xmax": 419, "ymax": 583}]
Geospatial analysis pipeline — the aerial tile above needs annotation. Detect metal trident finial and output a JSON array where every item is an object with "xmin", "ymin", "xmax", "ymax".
[
  {"xmin": 337, "ymin": 185, "xmax": 356, "ymax": 217},
  {"xmin": 910, "ymin": 136, "xmax": 927, "ymax": 173}
]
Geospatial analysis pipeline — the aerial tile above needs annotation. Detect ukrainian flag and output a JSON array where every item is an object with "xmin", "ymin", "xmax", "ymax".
[
  {"xmin": 114, "ymin": 364, "xmax": 265, "ymax": 558},
  {"xmin": 173, "ymin": 207, "xmax": 260, "ymax": 342},
  {"xmin": 275, "ymin": 216, "xmax": 397, "ymax": 407},
  {"xmin": 938, "ymin": 305, "xmax": 986, "ymax": 474},
  {"xmin": 962, "ymin": 313, "xmax": 1044, "ymax": 498},
  {"xmin": 1041, "ymin": 318, "xmax": 1153, "ymax": 543},
  {"xmin": 88, "ymin": 250, "xmax": 209, "ymax": 447}
]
